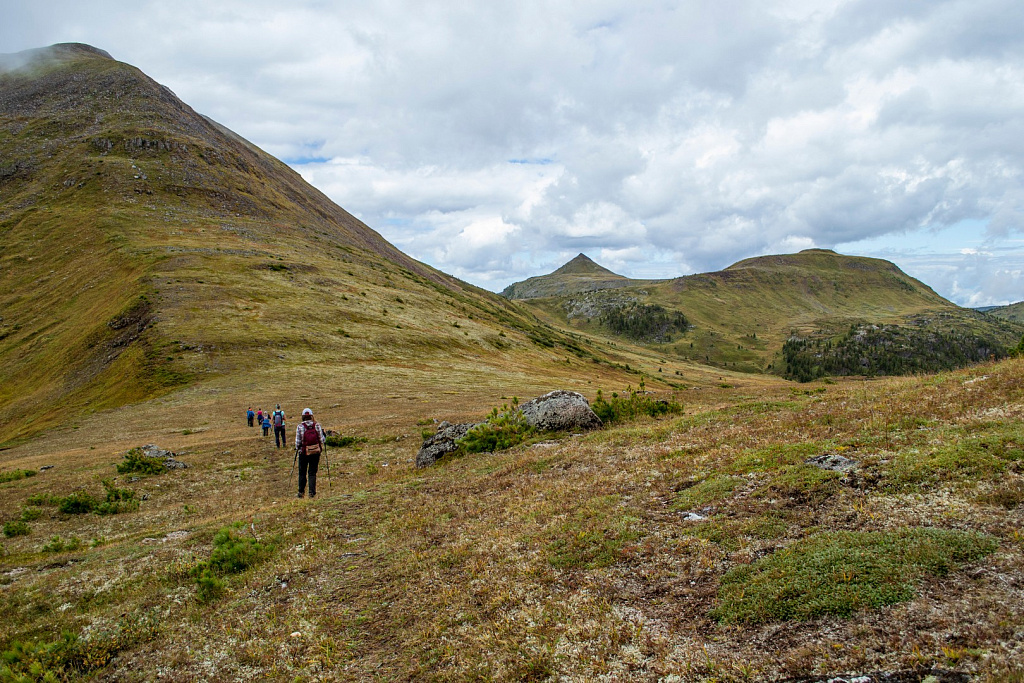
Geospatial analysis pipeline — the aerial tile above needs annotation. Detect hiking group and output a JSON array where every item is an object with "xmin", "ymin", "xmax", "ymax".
[
  {"xmin": 247, "ymin": 405, "xmax": 289, "ymax": 448},
  {"xmin": 245, "ymin": 404, "xmax": 327, "ymax": 498}
]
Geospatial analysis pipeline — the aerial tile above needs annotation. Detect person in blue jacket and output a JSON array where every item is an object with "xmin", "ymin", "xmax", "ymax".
[
  {"xmin": 247, "ymin": 407, "xmax": 255, "ymax": 427},
  {"xmin": 261, "ymin": 413, "xmax": 271, "ymax": 436}
]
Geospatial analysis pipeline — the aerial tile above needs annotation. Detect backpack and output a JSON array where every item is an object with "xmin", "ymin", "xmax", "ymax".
[
  {"xmin": 272, "ymin": 410, "xmax": 284, "ymax": 427},
  {"xmin": 302, "ymin": 422, "xmax": 322, "ymax": 456}
]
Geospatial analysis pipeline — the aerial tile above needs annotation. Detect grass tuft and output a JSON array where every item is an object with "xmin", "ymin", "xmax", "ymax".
[{"xmin": 713, "ymin": 528, "xmax": 998, "ymax": 624}]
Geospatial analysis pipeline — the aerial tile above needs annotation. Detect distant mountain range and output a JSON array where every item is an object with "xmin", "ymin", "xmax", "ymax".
[{"xmin": 502, "ymin": 249, "xmax": 1024, "ymax": 379}]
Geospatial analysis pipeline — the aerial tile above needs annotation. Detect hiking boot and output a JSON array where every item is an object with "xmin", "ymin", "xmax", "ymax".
[
  {"xmin": 296, "ymin": 492, "xmax": 304, "ymax": 498},
  {"xmin": 309, "ymin": 493, "xmax": 316, "ymax": 499}
]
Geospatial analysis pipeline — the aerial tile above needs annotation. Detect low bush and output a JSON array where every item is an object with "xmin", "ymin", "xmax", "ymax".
[
  {"xmin": 713, "ymin": 528, "xmax": 998, "ymax": 624},
  {"xmin": 3, "ymin": 521, "xmax": 30, "ymax": 537},
  {"xmin": 116, "ymin": 448, "xmax": 167, "ymax": 475},
  {"xmin": 0, "ymin": 612, "xmax": 158, "ymax": 680},
  {"xmin": 0, "ymin": 469, "xmax": 37, "ymax": 484},
  {"xmin": 52, "ymin": 482, "xmax": 140, "ymax": 516},
  {"xmin": 95, "ymin": 481, "xmax": 140, "ymax": 515},
  {"xmin": 325, "ymin": 434, "xmax": 364, "ymax": 448},
  {"xmin": 58, "ymin": 490, "xmax": 99, "ymax": 515},
  {"xmin": 460, "ymin": 399, "xmax": 536, "ymax": 454},
  {"xmin": 26, "ymin": 493, "xmax": 61, "ymax": 506},
  {"xmin": 195, "ymin": 569, "xmax": 226, "ymax": 602},
  {"xmin": 185, "ymin": 524, "xmax": 276, "ymax": 602},
  {"xmin": 591, "ymin": 382, "xmax": 682, "ymax": 424},
  {"xmin": 42, "ymin": 535, "xmax": 84, "ymax": 553},
  {"xmin": 19, "ymin": 507, "xmax": 43, "ymax": 522},
  {"xmin": 208, "ymin": 526, "xmax": 273, "ymax": 574}
]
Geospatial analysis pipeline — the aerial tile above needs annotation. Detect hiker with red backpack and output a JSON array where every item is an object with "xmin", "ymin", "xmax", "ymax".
[{"xmin": 294, "ymin": 408, "xmax": 325, "ymax": 498}]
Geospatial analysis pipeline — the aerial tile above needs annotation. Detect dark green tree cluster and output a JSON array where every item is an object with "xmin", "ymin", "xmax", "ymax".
[
  {"xmin": 600, "ymin": 303, "xmax": 688, "ymax": 342},
  {"xmin": 783, "ymin": 324, "xmax": 1007, "ymax": 382}
]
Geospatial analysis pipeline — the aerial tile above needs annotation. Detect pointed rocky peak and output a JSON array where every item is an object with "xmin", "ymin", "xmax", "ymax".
[{"xmin": 552, "ymin": 254, "xmax": 623, "ymax": 277}]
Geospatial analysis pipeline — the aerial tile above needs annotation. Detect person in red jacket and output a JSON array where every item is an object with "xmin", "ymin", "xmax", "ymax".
[{"xmin": 294, "ymin": 408, "xmax": 325, "ymax": 498}]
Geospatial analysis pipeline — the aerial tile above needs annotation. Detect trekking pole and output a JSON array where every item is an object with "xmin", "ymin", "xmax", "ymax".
[
  {"xmin": 324, "ymin": 441, "xmax": 332, "ymax": 491},
  {"xmin": 289, "ymin": 447, "xmax": 298, "ymax": 479}
]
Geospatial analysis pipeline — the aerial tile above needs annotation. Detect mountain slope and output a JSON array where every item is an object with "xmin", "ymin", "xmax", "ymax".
[
  {"xmin": 506, "ymin": 249, "xmax": 1024, "ymax": 375},
  {"xmin": 983, "ymin": 301, "xmax": 1024, "ymax": 324},
  {"xmin": 0, "ymin": 44, "xmax": 630, "ymax": 444}
]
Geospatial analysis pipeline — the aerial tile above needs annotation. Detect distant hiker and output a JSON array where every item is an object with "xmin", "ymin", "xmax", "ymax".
[
  {"xmin": 261, "ymin": 413, "xmax": 271, "ymax": 436},
  {"xmin": 256, "ymin": 408, "xmax": 264, "ymax": 425},
  {"xmin": 247, "ymin": 407, "xmax": 255, "ymax": 427},
  {"xmin": 272, "ymin": 405, "xmax": 287, "ymax": 449},
  {"xmin": 294, "ymin": 408, "xmax": 325, "ymax": 499}
]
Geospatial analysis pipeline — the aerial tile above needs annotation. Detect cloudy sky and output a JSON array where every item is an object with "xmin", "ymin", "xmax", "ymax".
[{"xmin": 3, "ymin": 1, "xmax": 1023, "ymax": 305}]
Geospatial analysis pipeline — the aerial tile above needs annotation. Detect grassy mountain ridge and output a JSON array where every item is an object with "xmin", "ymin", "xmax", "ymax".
[
  {"xmin": 0, "ymin": 44, "xmax": 645, "ymax": 445},
  {"xmin": 507, "ymin": 249, "xmax": 1024, "ymax": 375},
  {"xmin": 983, "ymin": 300, "xmax": 1024, "ymax": 324}
]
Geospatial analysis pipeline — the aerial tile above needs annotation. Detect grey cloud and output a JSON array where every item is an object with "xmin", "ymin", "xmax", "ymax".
[{"xmin": 3, "ymin": 1, "xmax": 1023, "ymax": 303}]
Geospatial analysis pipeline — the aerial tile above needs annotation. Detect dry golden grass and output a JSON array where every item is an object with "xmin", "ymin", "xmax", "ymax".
[{"xmin": 2, "ymin": 357, "xmax": 1023, "ymax": 681}]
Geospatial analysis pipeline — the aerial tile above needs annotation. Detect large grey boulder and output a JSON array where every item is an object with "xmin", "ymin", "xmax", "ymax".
[
  {"xmin": 414, "ymin": 391, "xmax": 603, "ymax": 467},
  {"xmin": 519, "ymin": 390, "xmax": 603, "ymax": 432},
  {"xmin": 415, "ymin": 422, "xmax": 477, "ymax": 468}
]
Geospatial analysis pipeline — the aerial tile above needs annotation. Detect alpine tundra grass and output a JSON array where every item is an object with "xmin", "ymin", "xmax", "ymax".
[{"xmin": 1, "ymin": 358, "xmax": 1022, "ymax": 680}]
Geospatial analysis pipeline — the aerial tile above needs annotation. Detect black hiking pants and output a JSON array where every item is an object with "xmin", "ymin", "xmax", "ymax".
[
  {"xmin": 248, "ymin": 416, "xmax": 254, "ymax": 427},
  {"xmin": 274, "ymin": 426, "xmax": 286, "ymax": 448},
  {"xmin": 298, "ymin": 450, "xmax": 321, "ymax": 497}
]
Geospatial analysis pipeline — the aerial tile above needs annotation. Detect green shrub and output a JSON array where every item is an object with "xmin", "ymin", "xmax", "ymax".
[
  {"xmin": 208, "ymin": 526, "xmax": 272, "ymax": 574},
  {"xmin": 713, "ymin": 528, "xmax": 998, "ymax": 624},
  {"xmin": 325, "ymin": 434, "xmax": 363, "ymax": 448},
  {"xmin": 591, "ymin": 382, "xmax": 682, "ymax": 424},
  {"xmin": 195, "ymin": 569, "xmax": 226, "ymax": 602},
  {"xmin": 20, "ymin": 507, "xmax": 43, "ymax": 522},
  {"xmin": 94, "ymin": 481, "xmax": 140, "ymax": 515},
  {"xmin": 42, "ymin": 535, "xmax": 84, "ymax": 553},
  {"xmin": 50, "ymin": 483, "xmax": 139, "ymax": 516},
  {"xmin": 26, "ymin": 493, "xmax": 61, "ymax": 506},
  {"xmin": 0, "ymin": 612, "xmax": 158, "ymax": 680},
  {"xmin": 0, "ymin": 469, "xmax": 37, "ymax": 484},
  {"xmin": 3, "ymin": 521, "xmax": 30, "ymax": 537},
  {"xmin": 116, "ymin": 448, "xmax": 167, "ymax": 475},
  {"xmin": 186, "ymin": 524, "xmax": 275, "ymax": 602},
  {"xmin": 58, "ymin": 490, "xmax": 98, "ymax": 515},
  {"xmin": 460, "ymin": 399, "xmax": 535, "ymax": 454}
]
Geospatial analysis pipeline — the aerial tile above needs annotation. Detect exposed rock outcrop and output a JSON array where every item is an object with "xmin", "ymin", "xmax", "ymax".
[
  {"xmin": 415, "ymin": 422, "xmax": 477, "ymax": 468},
  {"xmin": 140, "ymin": 443, "xmax": 188, "ymax": 469},
  {"xmin": 415, "ymin": 390, "xmax": 603, "ymax": 467},
  {"xmin": 519, "ymin": 390, "xmax": 602, "ymax": 432}
]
